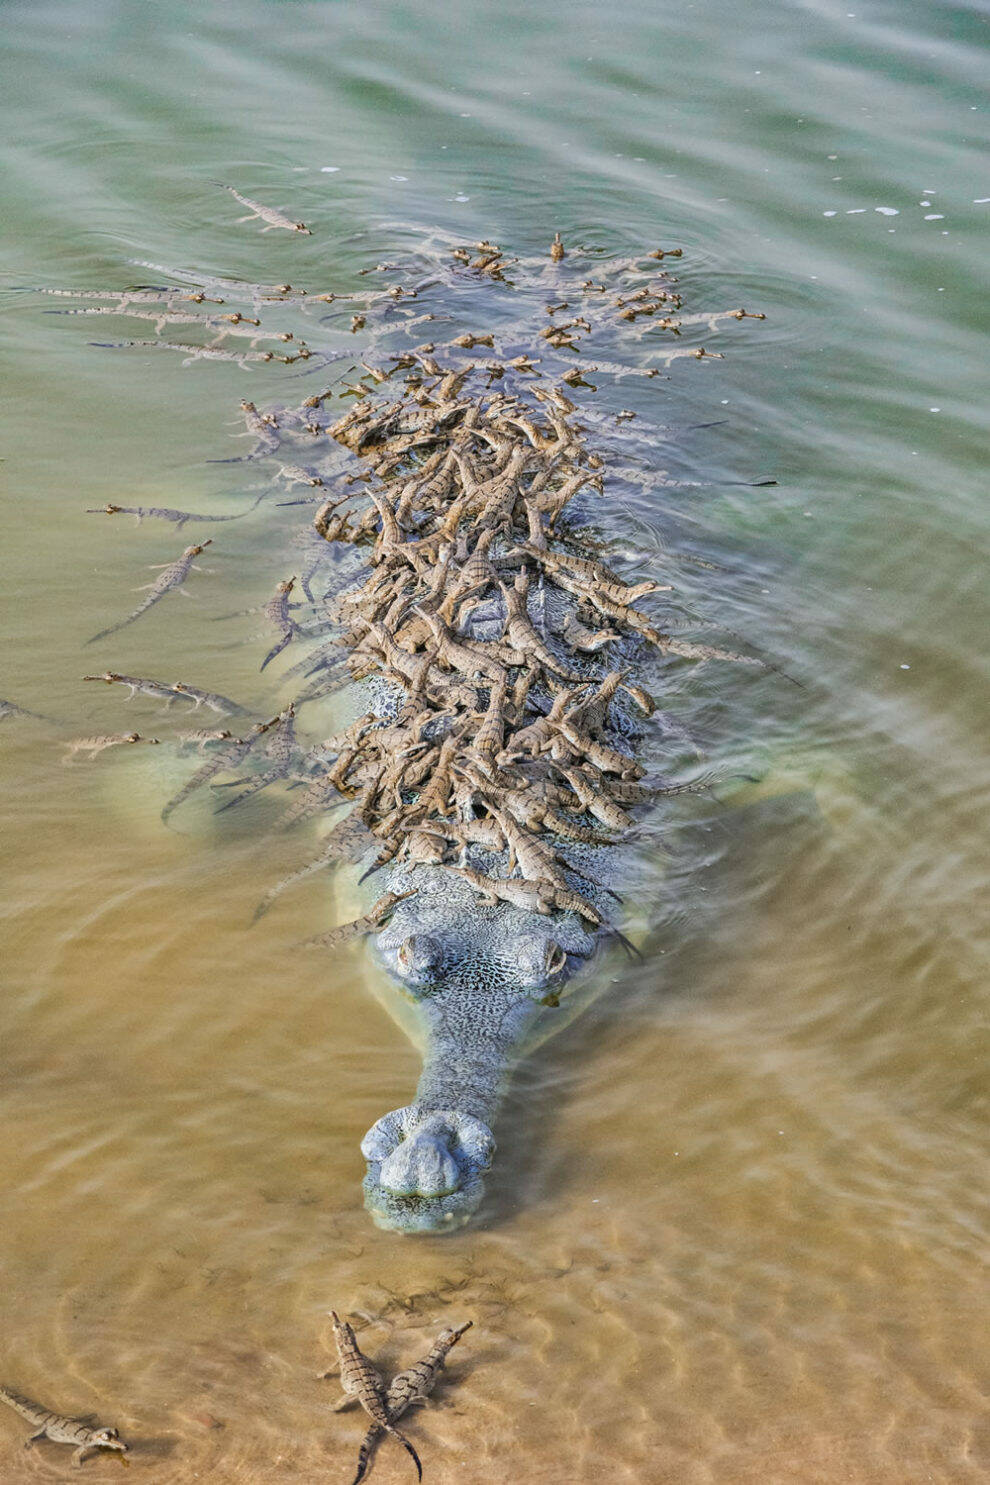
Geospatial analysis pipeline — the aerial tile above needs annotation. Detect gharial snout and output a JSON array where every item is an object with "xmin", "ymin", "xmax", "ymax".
[{"xmin": 361, "ymin": 1106, "xmax": 495, "ymax": 1232}]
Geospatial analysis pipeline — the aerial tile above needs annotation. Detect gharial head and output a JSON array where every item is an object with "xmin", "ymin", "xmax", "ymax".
[
  {"xmin": 361, "ymin": 867, "xmax": 601, "ymax": 1234},
  {"xmin": 90, "ymin": 1427, "xmax": 127, "ymax": 1454}
]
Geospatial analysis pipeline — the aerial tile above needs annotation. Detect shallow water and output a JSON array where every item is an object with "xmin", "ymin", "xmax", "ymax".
[{"xmin": 1, "ymin": 1, "xmax": 988, "ymax": 1481}]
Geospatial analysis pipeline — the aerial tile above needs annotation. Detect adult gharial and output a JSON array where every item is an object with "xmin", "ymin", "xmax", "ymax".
[{"xmin": 46, "ymin": 228, "xmax": 778, "ymax": 1233}]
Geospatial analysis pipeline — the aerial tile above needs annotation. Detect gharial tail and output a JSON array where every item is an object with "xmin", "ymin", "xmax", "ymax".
[
  {"xmin": 350, "ymin": 1423, "xmax": 383, "ymax": 1485},
  {"xmin": 386, "ymin": 1423, "xmax": 423, "ymax": 1482}
]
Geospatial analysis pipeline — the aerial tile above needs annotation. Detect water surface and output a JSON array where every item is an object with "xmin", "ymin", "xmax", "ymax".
[{"xmin": 1, "ymin": 2, "xmax": 987, "ymax": 1481}]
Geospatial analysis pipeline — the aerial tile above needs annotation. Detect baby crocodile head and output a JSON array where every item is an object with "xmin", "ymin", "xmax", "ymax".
[
  {"xmin": 91, "ymin": 1427, "xmax": 127, "ymax": 1454},
  {"xmin": 361, "ymin": 867, "xmax": 600, "ymax": 1233}
]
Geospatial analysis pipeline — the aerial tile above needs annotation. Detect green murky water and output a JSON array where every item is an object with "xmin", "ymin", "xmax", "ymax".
[{"xmin": 1, "ymin": 2, "xmax": 987, "ymax": 1481}]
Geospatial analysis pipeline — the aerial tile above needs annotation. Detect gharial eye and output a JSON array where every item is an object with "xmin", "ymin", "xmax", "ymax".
[
  {"xmin": 397, "ymin": 934, "xmax": 441, "ymax": 981},
  {"xmin": 517, "ymin": 939, "xmax": 567, "ymax": 988}
]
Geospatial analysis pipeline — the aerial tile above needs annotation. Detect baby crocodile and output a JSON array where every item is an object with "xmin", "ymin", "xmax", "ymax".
[
  {"xmin": 213, "ymin": 181, "xmax": 311, "ymax": 234},
  {"xmin": 63, "ymin": 731, "xmax": 159, "ymax": 763},
  {"xmin": 260, "ymin": 577, "xmax": 301, "ymax": 672},
  {"xmin": 0, "ymin": 697, "xmax": 53, "ymax": 723},
  {"xmin": 86, "ymin": 502, "xmax": 242, "ymax": 529},
  {"xmin": 330, "ymin": 1312, "xmax": 422, "ymax": 1482},
  {"xmin": 0, "ymin": 1383, "xmax": 128, "ymax": 1466},
  {"xmin": 303, "ymin": 890, "xmax": 417, "ymax": 951},
  {"xmin": 83, "ymin": 671, "xmax": 187, "ymax": 705},
  {"xmin": 81, "ymin": 672, "xmax": 245, "ymax": 715},
  {"xmin": 335, "ymin": 1322, "xmax": 473, "ymax": 1485},
  {"xmin": 88, "ymin": 540, "xmax": 212, "ymax": 645}
]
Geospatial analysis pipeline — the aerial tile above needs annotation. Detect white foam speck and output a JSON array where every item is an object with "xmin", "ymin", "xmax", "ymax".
[
  {"xmin": 823, "ymin": 210, "xmax": 837, "ymax": 217},
  {"xmin": 924, "ymin": 213, "xmax": 944, "ymax": 220},
  {"xmin": 389, "ymin": 175, "xmax": 409, "ymax": 182},
  {"xmin": 320, "ymin": 166, "xmax": 340, "ymax": 173},
  {"xmin": 974, "ymin": 198, "xmax": 990, "ymax": 204},
  {"xmin": 875, "ymin": 207, "xmax": 898, "ymax": 215},
  {"xmin": 900, "ymin": 664, "xmax": 910, "ymax": 670},
  {"xmin": 929, "ymin": 407, "xmax": 941, "ymax": 412},
  {"xmin": 846, "ymin": 208, "xmax": 866, "ymax": 214},
  {"xmin": 920, "ymin": 200, "xmax": 931, "ymax": 206},
  {"xmin": 454, "ymin": 193, "xmax": 470, "ymax": 203}
]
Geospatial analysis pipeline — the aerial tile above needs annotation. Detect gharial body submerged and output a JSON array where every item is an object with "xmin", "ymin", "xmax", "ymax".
[{"xmin": 44, "ymin": 230, "xmax": 775, "ymax": 1234}]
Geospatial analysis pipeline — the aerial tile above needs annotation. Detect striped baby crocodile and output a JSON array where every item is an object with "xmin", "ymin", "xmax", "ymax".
[
  {"xmin": 0, "ymin": 1384, "xmax": 128, "ymax": 1466},
  {"xmin": 332, "ymin": 1322, "xmax": 473, "ymax": 1485},
  {"xmin": 329, "ymin": 1312, "xmax": 422, "ymax": 1482}
]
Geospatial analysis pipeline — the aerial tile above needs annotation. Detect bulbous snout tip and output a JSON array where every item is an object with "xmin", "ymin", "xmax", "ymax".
[{"xmin": 361, "ymin": 1105, "xmax": 495, "ymax": 1233}]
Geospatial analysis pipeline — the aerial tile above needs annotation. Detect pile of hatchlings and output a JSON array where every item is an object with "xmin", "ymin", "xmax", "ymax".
[
  {"xmin": 278, "ymin": 240, "xmax": 761, "ymax": 929},
  {"xmin": 55, "ymin": 233, "xmax": 767, "ymax": 932}
]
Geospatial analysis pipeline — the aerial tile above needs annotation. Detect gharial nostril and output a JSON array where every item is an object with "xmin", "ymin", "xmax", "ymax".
[
  {"xmin": 379, "ymin": 1134, "xmax": 462, "ymax": 1197},
  {"xmin": 360, "ymin": 1108, "xmax": 405, "ymax": 1162}
]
